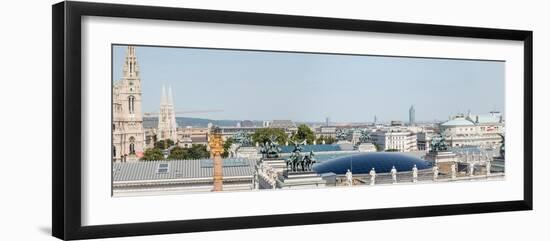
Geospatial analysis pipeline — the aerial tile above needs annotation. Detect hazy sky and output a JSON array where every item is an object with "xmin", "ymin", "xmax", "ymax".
[{"xmin": 112, "ymin": 45, "xmax": 504, "ymax": 123}]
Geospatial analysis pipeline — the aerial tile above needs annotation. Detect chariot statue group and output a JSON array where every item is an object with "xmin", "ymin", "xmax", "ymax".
[
  {"xmin": 233, "ymin": 130, "xmax": 252, "ymax": 147},
  {"xmin": 259, "ymin": 136, "xmax": 317, "ymax": 172},
  {"xmin": 259, "ymin": 136, "xmax": 282, "ymax": 158},
  {"xmin": 286, "ymin": 140, "xmax": 316, "ymax": 172},
  {"xmin": 430, "ymin": 133, "xmax": 450, "ymax": 152}
]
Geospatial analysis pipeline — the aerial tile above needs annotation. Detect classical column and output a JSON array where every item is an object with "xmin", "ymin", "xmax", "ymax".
[{"xmin": 209, "ymin": 127, "xmax": 224, "ymax": 191}]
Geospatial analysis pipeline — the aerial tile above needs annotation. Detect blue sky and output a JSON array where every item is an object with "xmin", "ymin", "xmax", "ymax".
[{"xmin": 113, "ymin": 45, "xmax": 504, "ymax": 123}]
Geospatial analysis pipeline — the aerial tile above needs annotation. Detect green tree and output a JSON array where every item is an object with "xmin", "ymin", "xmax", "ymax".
[
  {"xmin": 168, "ymin": 146, "xmax": 189, "ymax": 160},
  {"xmin": 187, "ymin": 144, "xmax": 210, "ymax": 159},
  {"xmin": 385, "ymin": 148, "xmax": 399, "ymax": 152},
  {"xmin": 291, "ymin": 124, "xmax": 315, "ymax": 144},
  {"xmin": 251, "ymin": 128, "xmax": 288, "ymax": 145},
  {"xmin": 222, "ymin": 137, "xmax": 234, "ymax": 158},
  {"xmin": 316, "ymin": 135, "xmax": 337, "ymax": 145},
  {"xmin": 167, "ymin": 145, "xmax": 210, "ymax": 160},
  {"xmin": 154, "ymin": 139, "xmax": 175, "ymax": 150},
  {"xmin": 141, "ymin": 148, "xmax": 164, "ymax": 161}
]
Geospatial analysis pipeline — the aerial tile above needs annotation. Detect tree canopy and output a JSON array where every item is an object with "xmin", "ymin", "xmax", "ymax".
[
  {"xmin": 154, "ymin": 139, "xmax": 175, "ymax": 150},
  {"xmin": 251, "ymin": 128, "xmax": 288, "ymax": 145},
  {"xmin": 291, "ymin": 124, "xmax": 315, "ymax": 144},
  {"xmin": 168, "ymin": 145, "xmax": 210, "ymax": 160},
  {"xmin": 222, "ymin": 137, "xmax": 234, "ymax": 158},
  {"xmin": 141, "ymin": 148, "xmax": 164, "ymax": 161},
  {"xmin": 316, "ymin": 135, "xmax": 337, "ymax": 145}
]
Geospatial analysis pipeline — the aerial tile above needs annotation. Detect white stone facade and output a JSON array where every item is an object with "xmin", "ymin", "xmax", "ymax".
[
  {"xmin": 112, "ymin": 46, "xmax": 145, "ymax": 162},
  {"xmin": 371, "ymin": 129, "xmax": 418, "ymax": 152},
  {"xmin": 439, "ymin": 112, "xmax": 504, "ymax": 148}
]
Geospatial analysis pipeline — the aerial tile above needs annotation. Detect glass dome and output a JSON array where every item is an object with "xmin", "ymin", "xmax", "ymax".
[{"xmin": 312, "ymin": 152, "xmax": 431, "ymax": 175}]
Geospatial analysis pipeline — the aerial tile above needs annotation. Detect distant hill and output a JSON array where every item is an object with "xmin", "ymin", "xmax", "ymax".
[{"xmin": 143, "ymin": 117, "xmax": 259, "ymax": 128}]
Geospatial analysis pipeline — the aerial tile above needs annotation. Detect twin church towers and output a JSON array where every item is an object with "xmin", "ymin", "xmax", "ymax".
[{"xmin": 112, "ymin": 46, "xmax": 177, "ymax": 162}]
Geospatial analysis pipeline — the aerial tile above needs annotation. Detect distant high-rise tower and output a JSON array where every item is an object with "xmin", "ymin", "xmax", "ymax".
[
  {"xmin": 409, "ymin": 105, "xmax": 416, "ymax": 126},
  {"xmin": 325, "ymin": 117, "xmax": 330, "ymax": 127},
  {"xmin": 112, "ymin": 46, "xmax": 145, "ymax": 162},
  {"xmin": 157, "ymin": 85, "xmax": 178, "ymax": 143},
  {"xmin": 374, "ymin": 115, "xmax": 377, "ymax": 124}
]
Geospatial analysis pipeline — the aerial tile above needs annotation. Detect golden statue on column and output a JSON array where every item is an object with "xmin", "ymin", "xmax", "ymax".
[{"xmin": 208, "ymin": 127, "xmax": 224, "ymax": 191}]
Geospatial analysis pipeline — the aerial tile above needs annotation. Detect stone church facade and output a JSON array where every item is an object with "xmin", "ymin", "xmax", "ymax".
[
  {"xmin": 112, "ymin": 46, "xmax": 145, "ymax": 162},
  {"xmin": 157, "ymin": 85, "xmax": 178, "ymax": 143}
]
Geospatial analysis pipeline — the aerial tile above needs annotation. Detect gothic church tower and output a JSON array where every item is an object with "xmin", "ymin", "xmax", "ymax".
[
  {"xmin": 112, "ymin": 46, "xmax": 145, "ymax": 162},
  {"xmin": 157, "ymin": 85, "xmax": 178, "ymax": 143}
]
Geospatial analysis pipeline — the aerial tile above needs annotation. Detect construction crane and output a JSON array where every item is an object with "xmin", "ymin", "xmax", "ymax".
[{"xmin": 143, "ymin": 109, "xmax": 224, "ymax": 117}]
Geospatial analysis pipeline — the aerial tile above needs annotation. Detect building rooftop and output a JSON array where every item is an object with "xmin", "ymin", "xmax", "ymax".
[
  {"xmin": 269, "ymin": 120, "xmax": 296, "ymax": 128},
  {"xmin": 441, "ymin": 117, "xmax": 475, "ymax": 127},
  {"xmin": 113, "ymin": 158, "xmax": 256, "ymax": 182},
  {"xmin": 470, "ymin": 114, "xmax": 501, "ymax": 124}
]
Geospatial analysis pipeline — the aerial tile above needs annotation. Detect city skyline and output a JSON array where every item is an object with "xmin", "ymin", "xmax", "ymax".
[{"xmin": 112, "ymin": 45, "xmax": 505, "ymax": 123}]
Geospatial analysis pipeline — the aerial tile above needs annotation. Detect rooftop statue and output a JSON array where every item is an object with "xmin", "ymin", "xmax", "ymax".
[
  {"xmin": 369, "ymin": 168, "xmax": 376, "ymax": 185},
  {"xmin": 430, "ymin": 133, "xmax": 449, "ymax": 152},
  {"xmin": 390, "ymin": 166, "xmax": 397, "ymax": 184},
  {"xmin": 432, "ymin": 165, "xmax": 439, "ymax": 181},
  {"xmin": 260, "ymin": 136, "xmax": 282, "ymax": 158},
  {"xmin": 345, "ymin": 169, "xmax": 353, "ymax": 186},
  {"xmin": 359, "ymin": 129, "xmax": 373, "ymax": 144},
  {"xmin": 336, "ymin": 129, "xmax": 351, "ymax": 141},
  {"xmin": 498, "ymin": 133, "xmax": 505, "ymax": 158},
  {"xmin": 412, "ymin": 164, "xmax": 418, "ymax": 183},
  {"xmin": 233, "ymin": 130, "xmax": 252, "ymax": 147},
  {"xmin": 286, "ymin": 140, "xmax": 316, "ymax": 172}
]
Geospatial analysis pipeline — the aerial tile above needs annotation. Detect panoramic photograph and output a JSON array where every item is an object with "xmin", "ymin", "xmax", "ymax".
[{"xmin": 111, "ymin": 44, "xmax": 505, "ymax": 197}]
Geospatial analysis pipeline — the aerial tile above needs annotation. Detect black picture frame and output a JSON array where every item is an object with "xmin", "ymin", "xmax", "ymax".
[{"xmin": 52, "ymin": 1, "xmax": 533, "ymax": 240}]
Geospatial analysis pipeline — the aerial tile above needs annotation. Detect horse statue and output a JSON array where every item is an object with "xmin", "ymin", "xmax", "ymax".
[
  {"xmin": 260, "ymin": 135, "xmax": 282, "ymax": 158},
  {"xmin": 430, "ymin": 133, "xmax": 449, "ymax": 152},
  {"xmin": 303, "ymin": 151, "xmax": 316, "ymax": 171},
  {"xmin": 287, "ymin": 140, "xmax": 307, "ymax": 172},
  {"xmin": 232, "ymin": 130, "xmax": 252, "ymax": 146}
]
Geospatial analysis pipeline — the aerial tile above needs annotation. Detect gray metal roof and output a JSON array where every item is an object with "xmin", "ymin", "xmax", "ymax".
[{"xmin": 113, "ymin": 158, "xmax": 256, "ymax": 182}]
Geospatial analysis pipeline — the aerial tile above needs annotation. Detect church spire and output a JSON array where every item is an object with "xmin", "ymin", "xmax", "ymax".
[
  {"xmin": 123, "ymin": 46, "xmax": 139, "ymax": 78},
  {"xmin": 160, "ymin": 85, "xmax": 167, "ymax": 105},
  {"xmin": 168, "ymin": 85, "xmax": 174, "ymax": 106}
]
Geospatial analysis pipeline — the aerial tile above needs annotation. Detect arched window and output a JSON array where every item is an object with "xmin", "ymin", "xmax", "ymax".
[
  {"xmin": 129, "ymin": 136, "xmax": 136, "ymax": 154},
  {"xmin": 128, "ymin": 96, "xmax": 135, "ymax": 114},
  {"xmin": 113, "ymin": 145, "xmax": 116, "ymax": 157}
]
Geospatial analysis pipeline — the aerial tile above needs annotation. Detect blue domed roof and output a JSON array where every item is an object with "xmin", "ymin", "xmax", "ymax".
[{"xmin": 312, "ymin": 152, "xmax": 431, "ymax": 175}]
